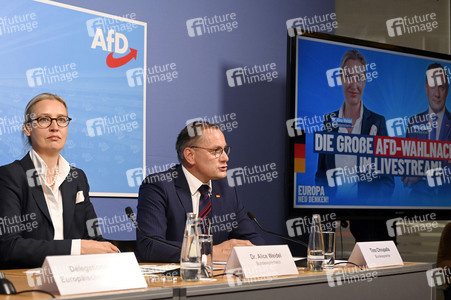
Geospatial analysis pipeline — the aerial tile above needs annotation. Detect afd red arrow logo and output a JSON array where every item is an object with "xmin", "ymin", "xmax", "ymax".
[{"xmin": 106, "ymin": 48, "xmax": 137, "ymax": 68}]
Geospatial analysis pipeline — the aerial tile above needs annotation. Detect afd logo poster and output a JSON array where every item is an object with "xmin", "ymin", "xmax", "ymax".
[
  {"xmin": 292, "ymin": 36, "xmax": 451, "ymax": 208},
  {"xmin": 0, "ymin": 0, "xmax": 146, "ymax": 196}
]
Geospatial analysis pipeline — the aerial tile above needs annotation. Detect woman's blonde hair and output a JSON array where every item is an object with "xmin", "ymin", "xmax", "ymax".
[{"xmin": 23, "ymin": 93, "xmax": 68, "ymax": 146}]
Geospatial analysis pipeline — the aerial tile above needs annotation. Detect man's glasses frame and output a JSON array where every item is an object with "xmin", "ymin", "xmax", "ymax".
[{"xmin": 188, "ymin": 145, "xmax": 231, "ymax": 158}]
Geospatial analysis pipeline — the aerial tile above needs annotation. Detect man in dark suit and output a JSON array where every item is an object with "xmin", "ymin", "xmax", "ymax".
[
  {"xmin": 405, "ymin": 109, "xmax": 451, "ymax": 141},
  {"xmin": 402, "ymin": 63, "xmax": 451, "ymax": 194},
  {"xmin": 405, "ymin": 63, "xmax": 451, "ymax": 141},
  {"xmin": 136, "ymin": 122, "xmax": 264, "ymax": 263}
]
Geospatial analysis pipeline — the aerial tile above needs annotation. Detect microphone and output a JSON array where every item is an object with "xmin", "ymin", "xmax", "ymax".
[
  {"xmin": 0, "ymin": 272, "xmax": 16, "ymax": 295},
  {"xmin": 247, "ymin": 211, "xmax": 308, "ymax": 247},
  {"xmin": 247, "ymin": 211, "xmax": 308, "ymax": 267},
  {"xmin": 125, "ymin": 207, "xmax": 181, "ymax": 250}
]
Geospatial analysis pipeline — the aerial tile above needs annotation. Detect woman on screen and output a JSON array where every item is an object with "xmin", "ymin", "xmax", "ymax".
[
  {"xmin": 315, "ymin": 49, "xmax": 394, "ymax": 200},
  {"xmin": 0, "ymin": 93, "xmax": 118, "ymax": 268},
  {"xmin": 315, "ymin": 49, "xmax": 395, "ymax": 242}
]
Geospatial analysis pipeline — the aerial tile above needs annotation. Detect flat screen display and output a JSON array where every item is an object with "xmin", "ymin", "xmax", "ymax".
[{"xmin": 288, "ymin": 31, "xmax": 451, "ymax": 218}]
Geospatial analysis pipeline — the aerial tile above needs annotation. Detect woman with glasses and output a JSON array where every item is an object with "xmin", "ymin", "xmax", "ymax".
[{"xmin": 0, "ymin": 93, "xmax": 118, "ymax": 268}]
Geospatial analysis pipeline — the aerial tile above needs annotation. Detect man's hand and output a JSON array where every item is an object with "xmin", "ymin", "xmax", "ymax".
[
  {"xmin": 401, "ymin": 176, "xmax": 421, "ymax": 187},
  {"xmin": 81, "ymin": 240, "xmax": 119, "ymax": 254},
  {"xmin": 213, "ymin": 239, "xmax": 253, "ymax": 262}
]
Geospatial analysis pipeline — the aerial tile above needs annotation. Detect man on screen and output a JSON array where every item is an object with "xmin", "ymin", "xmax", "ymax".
[
  {"xmin": 401, "ymin": 63, "xmax": 451, "ymax": 192},
  {"xmin": 136, "ymin": 122, "xmax": 264, "ymax": 263}
]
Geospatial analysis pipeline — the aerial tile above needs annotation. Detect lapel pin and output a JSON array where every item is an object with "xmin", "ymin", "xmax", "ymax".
[{"xmin": 215, "ymin": 194, "xmax": 220, "ymax": 198}]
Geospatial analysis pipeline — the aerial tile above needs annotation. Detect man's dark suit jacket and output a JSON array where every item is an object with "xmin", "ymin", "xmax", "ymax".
[
  {"xmin": 405, "ymin": 108, "xmax": 451, "ymax": 196},
  {"xmin": 0, "ymin": 154, "xmax": 101, "ymax": 269},
  {"xmin": 315, "ymin": 105, "xmax": 395, "ymax": 199},
  {"xmin": 136, "ymin": 165, "xmax": 264, "ymax": 263},
  {"xmin": 406, "ymin": 108, "xmax": 451, "ymax": 141}
]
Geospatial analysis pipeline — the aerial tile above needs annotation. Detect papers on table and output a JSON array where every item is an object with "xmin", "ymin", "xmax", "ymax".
[{"xmin": 140, "ymin": 264, "xmax": 179, "ymax": 275}]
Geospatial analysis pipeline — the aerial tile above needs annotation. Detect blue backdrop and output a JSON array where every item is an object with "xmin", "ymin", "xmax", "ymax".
[{"xmin": 2, "ymin": 0, "xmax": 336, "ymax": 246}]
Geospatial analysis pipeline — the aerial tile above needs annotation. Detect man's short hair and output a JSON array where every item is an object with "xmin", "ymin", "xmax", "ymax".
[{"xmin": 176, "ymin": 121, "xmax": 220, "ymax": 163}]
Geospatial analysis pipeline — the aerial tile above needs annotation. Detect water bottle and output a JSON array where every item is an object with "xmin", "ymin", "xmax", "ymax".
[
  {"xmin": 307, "ymin": 214, "xmax": 325, "ymax": 271},
  {"xmin": 180, "ymin": 213, "xmax": 201, "ymax": 281}
]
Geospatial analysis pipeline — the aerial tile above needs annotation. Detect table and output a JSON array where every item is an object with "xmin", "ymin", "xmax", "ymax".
[
  {"xmin": 0, "ymin": 268, "xmax": 173, "ymax": 300},
  {"xmin": 0, "ymin": 262, "xmax": 434, "ymax": 299}
]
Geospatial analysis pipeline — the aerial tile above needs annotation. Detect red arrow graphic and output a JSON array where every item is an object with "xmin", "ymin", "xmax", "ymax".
[{"xmin": 106, "ymin": 48, "xmax": 137, "ymax": 68}]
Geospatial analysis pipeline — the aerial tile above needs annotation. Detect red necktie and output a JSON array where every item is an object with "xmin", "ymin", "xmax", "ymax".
[
  {"xmin": 430, "ymin": 114, "xmax": 438, "ymax": 140},
  {"xmin": 198, "ymin": 185, "xmax": 211, "ymax": 234}
]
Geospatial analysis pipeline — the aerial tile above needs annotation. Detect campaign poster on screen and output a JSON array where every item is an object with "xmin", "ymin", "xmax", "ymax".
[{"xmin": 292, "ymin": 36, "xmax": 451, "ymax": 208}]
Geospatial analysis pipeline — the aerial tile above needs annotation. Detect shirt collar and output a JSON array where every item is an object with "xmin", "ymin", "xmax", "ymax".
[
  {"xmin": 428, "ymin": 107, "xmax": 445, "ymax": 121},
  {"xmin": 29, "ymin": 149, "xmax": 70, "ymax": 188},
  {"xmin": 338, "ymin": 101, "xmax": 363, "ymax": 120},
  {"xmin": 181, "ymin": 165, "xmax": 212, "ymax": 196}
]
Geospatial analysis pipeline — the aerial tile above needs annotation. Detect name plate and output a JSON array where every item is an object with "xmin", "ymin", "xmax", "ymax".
[
  {"xmin": 225, "ymin": 245, "xmax": 298, "ymax": 279},
  {"xmin": 348, "ymin": 241, "xmax": 404, "ymax": 268},
  {"xmin": 39, "ymin": 252, "xmax": 147, "ymax": 296}
]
